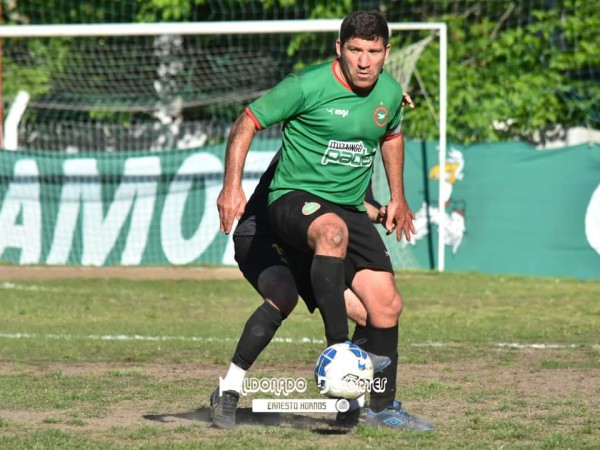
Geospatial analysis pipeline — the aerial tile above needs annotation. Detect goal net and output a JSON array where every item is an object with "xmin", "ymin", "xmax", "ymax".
[{"xmin": 0, "ymin": 21, "xmax": 444, "ymax": 268}]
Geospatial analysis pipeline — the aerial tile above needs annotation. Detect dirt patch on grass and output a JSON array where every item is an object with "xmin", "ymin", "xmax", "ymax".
[
  {"xmin": 0, "ymin": 265, "xmax": 243, "ymax": 281},
  {"xmin": 1, "ymin": 352, "xmax": 598, "ymax": 438},
  {"xmin": 0, "ymin": 266, "xmax": 438, "ymax": 283}
]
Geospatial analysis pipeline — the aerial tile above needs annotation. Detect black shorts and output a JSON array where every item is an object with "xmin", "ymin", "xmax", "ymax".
[
  {"xmin": 234, "ymin": 232, "xmax": 358, "ymax": 313},
  {"xmin": 268, "ymin": 191, "xmax": 393, "ymax": 274},
  {"xmin": 234, "ymin": 233, "xmax": 317, "ymax": 312}
]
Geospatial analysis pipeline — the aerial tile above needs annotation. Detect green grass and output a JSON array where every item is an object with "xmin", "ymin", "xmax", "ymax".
[{"xmin": 0, "ymin": 270, "xmax": 598, "ymax": 449}]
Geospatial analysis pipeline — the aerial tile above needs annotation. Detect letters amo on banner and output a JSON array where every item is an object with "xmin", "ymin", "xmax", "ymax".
[{"xmin": 0, "ymin": 152, "xmax": 278, "ymax": 266}]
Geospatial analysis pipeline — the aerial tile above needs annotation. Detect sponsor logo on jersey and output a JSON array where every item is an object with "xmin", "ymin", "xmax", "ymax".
[
  {"xmin": 327, "ymin": 107, "xmax": 349, "ymax": 118},
  {"xmin": 373, "ymin": 105, "xmax": 389, "ymax": 127},
  {"xmin": 322, "ymin": 140, "xmax": 373, "ymax": 167},
  {"xmin": 302, "ymin": 202, "xmax": 321, "ymax": 215}
]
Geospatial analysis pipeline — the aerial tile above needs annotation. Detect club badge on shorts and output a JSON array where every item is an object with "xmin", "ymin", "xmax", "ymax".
[{"xmin": 302, "ymin": 202, "xmax": 321, "ymax": 215}]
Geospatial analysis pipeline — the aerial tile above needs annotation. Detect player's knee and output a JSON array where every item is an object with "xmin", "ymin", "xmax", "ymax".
[
  {"xmin": 369, "ymin": 292, "xmax": 402, "ymax": 326},
  {"xmin": 390, "ymin": 292, "xmax": 403, "ymax": 318},
  {"xmin": 266, "ymin": 286, "xmax": 298, "ymax": 316},
  {"xmin": 378, "ymin": 289, "xmax": 403, "ymax": 318},
  {"xmin": 329, "ymin": 227, "xmax": 348, "ymax": 249},
  {"xmin": 308, "ymin": 214, "xmax": 348, "ymax": 256},
  {"xmin": 257, "ymin": 266, "xmax": 299, "ymax": 316}
]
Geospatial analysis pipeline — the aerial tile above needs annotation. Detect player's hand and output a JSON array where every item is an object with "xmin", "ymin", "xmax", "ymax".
[
  {"xmin": 216, "ymin": 186, "xmax": 246, "ymax": 234},
  {"xmin": 402, "ymin": 91, "xmax": 415, "ymax": 109},
  {"xmin": 384, "ymin": 199, "xmax": 416, "ymax": 242},
  {"xmin": 375, "ymin": 205, "xmax": 387, "ymax": 225}
]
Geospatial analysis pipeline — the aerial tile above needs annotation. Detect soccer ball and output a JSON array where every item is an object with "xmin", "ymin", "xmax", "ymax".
[{"xmin": 314, "ymin": 341, "xmax": 374, "ymax": 400}]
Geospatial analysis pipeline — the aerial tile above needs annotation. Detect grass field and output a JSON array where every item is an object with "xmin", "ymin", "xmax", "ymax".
[{"xmin": 0, "ymin": 269, "xmax": 598, "ymax": 449}]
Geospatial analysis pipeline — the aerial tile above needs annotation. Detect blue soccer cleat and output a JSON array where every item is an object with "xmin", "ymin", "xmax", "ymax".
[
  {"xmin": 365, "ymin": 351, "xmax": 391, "ymax": 374},
  {"xmin": 346, "ymin": 341, "xmax": 391, "ymax": 374},
  {"xmin": 363, "ymin": 401, "xmax": 434, "ymax": 431}
]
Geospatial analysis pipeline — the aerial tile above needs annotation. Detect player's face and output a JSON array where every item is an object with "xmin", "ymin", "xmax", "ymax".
[{"xmin": 336, "ymin": 37, "xmax": 390, "ymax": 92}]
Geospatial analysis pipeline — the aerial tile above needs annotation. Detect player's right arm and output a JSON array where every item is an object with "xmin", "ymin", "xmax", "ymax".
[{"xmin": 216, "ymin": 112, "xmax": 257, "ymax": 234}]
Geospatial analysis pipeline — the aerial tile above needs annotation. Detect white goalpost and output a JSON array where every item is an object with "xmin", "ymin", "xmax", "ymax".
[{"xmin": 0, "ymin": 20, "xmax": 448, "ymax": 271}]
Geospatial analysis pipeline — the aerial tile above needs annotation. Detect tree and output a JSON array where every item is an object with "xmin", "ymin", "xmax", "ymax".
[{"xmin": 397, "ymin": 0, "xmax": 600, "ymax": 144}]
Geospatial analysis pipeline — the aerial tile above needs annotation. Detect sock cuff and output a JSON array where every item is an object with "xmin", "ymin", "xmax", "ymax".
[
  {"xmin": 363, "ymin": 323, "xmax": 398, "ymax": 355},
  {"xmin": 312, "ymin": 254, "xmax": 345, "ymax": 264},
  {"xmin": 258, "ymin": 301, "xmax": 285, "ymax": 325},
  {"xmin": 365, "ymin": 323, "xmax": 399, "ymax": 332}
]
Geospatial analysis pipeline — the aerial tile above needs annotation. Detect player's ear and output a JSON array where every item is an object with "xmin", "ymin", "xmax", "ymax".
[{"xmin": 335, "ymin": 40, "xmax": 342, "ymax": 58}]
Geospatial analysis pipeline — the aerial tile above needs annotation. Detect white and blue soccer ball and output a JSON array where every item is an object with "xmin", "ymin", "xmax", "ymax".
[{"xmin": 314, "ymin": 341, "xmax": 374, "ymax": 400}]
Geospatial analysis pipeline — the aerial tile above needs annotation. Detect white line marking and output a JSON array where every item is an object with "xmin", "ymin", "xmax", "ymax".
[
  {"xmin": 1, "ymin": 282, "xmax": 63, "ymax": 292},
  {"xmin": 495, "ymin": 342, "xmax": 580, "ymax": 349},
  {"xmin": 1, "ymin": 282, "xmax": 48, "ymax": 291},
  {"xmin": 0, "ymin": 333, "xmax": 588, "ymax": 349},
  {"xmin": 0, "ymin": 333, "xmax": 325, "ymax": 344}
]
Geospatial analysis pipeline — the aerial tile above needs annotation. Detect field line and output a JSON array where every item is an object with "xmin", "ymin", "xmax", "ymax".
[
  {"xmin": 0, "ymin": 332, "xmax": 585, "ymax": 349},
  {"xmin": 0, "ymin": 332, "xmax": 324, "ymax": 344}
]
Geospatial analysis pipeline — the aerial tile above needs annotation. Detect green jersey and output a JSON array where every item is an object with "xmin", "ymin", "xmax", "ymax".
[{"xmin": 246, "ymin": 59, "xmax": 404, "ymax": 211}]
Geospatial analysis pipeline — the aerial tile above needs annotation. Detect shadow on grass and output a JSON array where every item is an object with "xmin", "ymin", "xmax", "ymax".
[{"xmin": 144, "ymin": 407, "xmax": 350, "ymax": 435}]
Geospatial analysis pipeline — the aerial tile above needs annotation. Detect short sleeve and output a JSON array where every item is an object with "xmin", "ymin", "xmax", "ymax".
[
  {"xmin": 247, "ymin": 74, "xmax": 306, "ymax": 129},
  {"xmin": 384, "ymin": 102, "xmax": 403, "ymax": 140}
]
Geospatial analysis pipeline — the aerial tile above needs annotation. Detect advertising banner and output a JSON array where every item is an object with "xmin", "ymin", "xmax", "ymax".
[{"xmin": 1, "ymin": 140, "xmax": 598, "ymax": 279}]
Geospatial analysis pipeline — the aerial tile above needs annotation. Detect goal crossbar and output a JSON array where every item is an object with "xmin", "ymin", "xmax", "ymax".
[
  {"xmin": 0, "ymin": 19, "xmax": 448, "ymax": 272},
  {"xmin": 0, "ymin": 20, "xmax": 445, "ymax": 37}
]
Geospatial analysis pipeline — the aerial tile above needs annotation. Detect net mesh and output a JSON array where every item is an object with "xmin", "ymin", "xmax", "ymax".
[
  {"xmin": 0, "ymin": 21, "xmax": 433, "ymax": 268},
  {"xmin": 8, "ymin": 33, "xmax": 308, "ymax": 152},
  {"xmin": 3, "ymin": 0, "xmax": 598, "ymax": 147},
  {"xmin": 3, "ymin": 28, "xmax": 435, "ymax": 153}
]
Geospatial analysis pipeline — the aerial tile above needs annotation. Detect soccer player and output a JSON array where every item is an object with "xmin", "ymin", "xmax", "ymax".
[
  {"xmin": 217, "ymin": 10, "xmax": 433, "ymax": 431},
  {"xmin": 210, "ymin": 91, "xmax": 414, "ymax": 430},
  {"xmin": 211, "ymin": 151, "xmax": 388, "ymax": 429}
]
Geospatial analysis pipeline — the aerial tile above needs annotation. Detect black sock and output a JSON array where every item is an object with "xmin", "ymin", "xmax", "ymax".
[
  {"xmin": 311, "ymin": 255, "xmax": 349, "ymax": 346},
  {"xmin": 231, "ymin": 302, "xmax": 284, "ymax": 370},
  {"xmin": 363, "ymin": 324, "xmax": 398, "ymax": 412},
  {"xmin": 351, "ymin": 324, "xmax": 367, "ymax": 346}
]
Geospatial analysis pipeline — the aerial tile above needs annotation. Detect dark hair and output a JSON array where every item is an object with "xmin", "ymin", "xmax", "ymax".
[{"xmin": 339, "ymin": 10, "xmax": 389, "ymax": 46}]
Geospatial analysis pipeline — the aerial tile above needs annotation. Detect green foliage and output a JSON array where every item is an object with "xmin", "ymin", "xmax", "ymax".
[
  {"xmin": 4, "ymin": 0, "xmax": 129, "ymax": 24},
  {"xmin": 135, "ymin": 0, "xmax": 206, "ymax": 22},
  {"xmin": 404, "ymin": 1, "xmax": 600, "ymax": 144},
  {"xmin": 286, "ymin": 0, "xmax": 353, "ymax": 64},
  {"xmin": 2, "ymin": 39, "xmax": 70, "ymax": 98},
  {"xmin": 305, "ymin": 0, "xmax": 354, "ymax": 19},
  {"xmin": 262, "ymin": 0, "xmax": 299, "ymax": 8}
]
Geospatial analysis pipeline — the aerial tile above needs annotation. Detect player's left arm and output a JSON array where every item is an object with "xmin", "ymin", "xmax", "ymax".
[
  {"xmin": 380, "ymin": 132, "xmax": 416, "ymax": 241},
  {"xmin": 365, "ymin": 91, "xmax": 414, "ymax": 227}
]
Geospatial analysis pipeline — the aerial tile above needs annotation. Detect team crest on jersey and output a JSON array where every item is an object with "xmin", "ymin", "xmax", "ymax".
[
  {"xmin": 302, "ymin": 202, "xmax": 321, "ymax": 215},
  {"xmin": 373, "ymin": 105, "xmax": 389, "ymax": 127}
]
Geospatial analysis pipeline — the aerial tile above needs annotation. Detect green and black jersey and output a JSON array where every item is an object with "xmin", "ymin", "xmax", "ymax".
[{"xmin": 246, "ymin": 59, "xmax": 404, "ymax": 212}]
